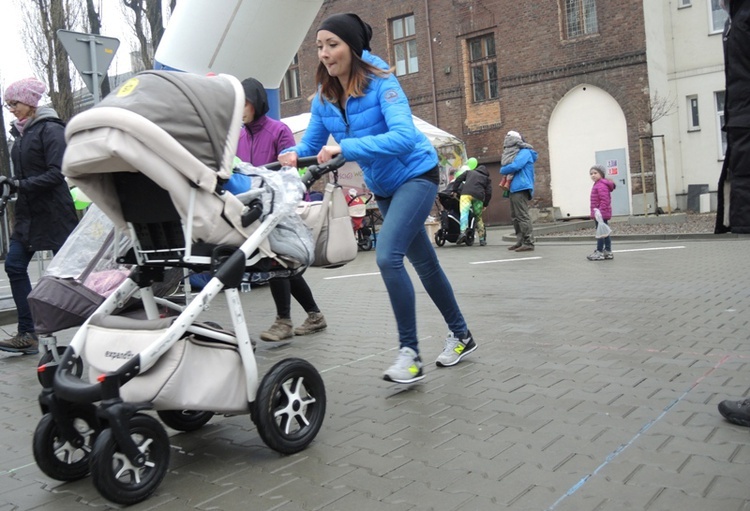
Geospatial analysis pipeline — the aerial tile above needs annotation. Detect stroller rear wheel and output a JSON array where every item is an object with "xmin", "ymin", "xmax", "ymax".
[
  {"xmin": 157, "ymin": 410, "xmax": 214, "ymax": 432},
  {"xmin": 33, "ymin": 404, "xmax": 99, "ymax": 481},
  {"xmin": 253, "ymin": 358, "xmax": 326, "ymax": 454},
  {"xmin": 90, "ymin": 413, "xmax": 170, "ymax": 506},
  {"xmin": 37, "ymin": 346, "xmax": 84, "ymax": 385}
]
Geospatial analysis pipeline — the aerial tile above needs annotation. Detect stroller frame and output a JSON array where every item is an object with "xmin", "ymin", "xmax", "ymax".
[{"xmin": 32, "ymin": 71, "xmax": 331, "ymax": 506}]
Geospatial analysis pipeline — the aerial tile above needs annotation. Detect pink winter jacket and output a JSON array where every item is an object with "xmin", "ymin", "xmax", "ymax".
[{"xmin": 590, "ymin": 178, "xmax": 616, "ymax": 220}]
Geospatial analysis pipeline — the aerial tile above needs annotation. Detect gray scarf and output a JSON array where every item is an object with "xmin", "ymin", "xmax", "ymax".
[{"xmin": 501, "ymin": 134, "xmax": 534, "ymax": 165}]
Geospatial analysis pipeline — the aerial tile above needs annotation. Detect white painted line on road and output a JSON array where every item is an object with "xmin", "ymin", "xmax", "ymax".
[
  {"xmin": 324, "ymin": 271, "xmax": 381, "ymax": 280},
  {"xmin": 614, "ymin": 246, "xmax": 685, "ymax": 253},
  {"xmin": 471, "ymin": 256, "xmax": 542, "ymax": 265}
]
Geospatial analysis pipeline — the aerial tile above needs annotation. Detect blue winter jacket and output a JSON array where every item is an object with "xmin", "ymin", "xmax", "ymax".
[
  {"xmin": 285, "ymin": 51, "xmax": 438, "ymax": 198},
  {"xmin": 500, "ymin": 148, "xmax": 538, "ymax": 197}
]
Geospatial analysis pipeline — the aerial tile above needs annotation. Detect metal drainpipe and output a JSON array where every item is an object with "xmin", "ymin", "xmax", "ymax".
[{"xmin": 424, "ymin": 0, "xmax": 439, "ymax": 125}]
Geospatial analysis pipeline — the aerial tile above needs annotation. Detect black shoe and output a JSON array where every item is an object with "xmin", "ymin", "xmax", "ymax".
[
  {"xmin": 456, "ymin": 233, "xmax": 466, "ymax": 245},
  {"xmin": 718, "ymin": 398, "xmax": 750, "ymax": 427}
]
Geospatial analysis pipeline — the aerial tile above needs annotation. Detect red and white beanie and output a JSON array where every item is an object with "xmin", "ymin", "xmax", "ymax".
[{"xmin": 4, "ymin": 77, "xmax": 46, "ymax": 108}]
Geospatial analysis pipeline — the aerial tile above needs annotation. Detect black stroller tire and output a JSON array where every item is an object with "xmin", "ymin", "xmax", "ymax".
[
  {"xmin": 157, "ymin": 410, "xmax": 214, "ymax": 432},
  {"xmin": 253, "ymin": 358, "xmax": 326, "ymax": 454},
  {"xmin": 465, "ymin": 231, "xmax": 475, "ymax": 246},
  {"xmin": 33, "ymin": 405, "xmax": 99, "ymax": 481},
  {"xmin": 37, "ymin": 346, "xmax": 84, "ymax": 385},
  {"xmin": 90, "ymin": 413, "xmax": 170, "ymax": 506},
  {"xmin": 435, "ymin": 230, "xmax": 445, "ymax": 247},
  {"xmin": 359, "ymin": 237, "xmax": 373, "ymax": 251}
]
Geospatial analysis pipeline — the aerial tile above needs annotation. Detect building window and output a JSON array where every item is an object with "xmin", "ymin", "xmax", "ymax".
[
  {"xmin": 678, "ymin": 0, "xmax": 691, "ymax": 7},
  {"xmin": 687, "ymin": 95, "xmax": 700, "ymax": 131},
  {"xmin": 468, "ymin": 34, "xmax": 498, "ymax": 103},
  {"xmin": 282, "ymin": 54, "xmax": 301, "ymax": 101},
  {"xmin": 716, "ymin": 91, "xmax": 727, "ymax": 158},
  {"xmin": 710, "ymin": 0, "xmax": 729, "ymax": 33},
  {"xmin": 564, "ymin": 0, "xmax": 598, "ymax": 38},
  {"xmin": 392, "ymin": 15, "xmax": 418, "ymax": 76}
]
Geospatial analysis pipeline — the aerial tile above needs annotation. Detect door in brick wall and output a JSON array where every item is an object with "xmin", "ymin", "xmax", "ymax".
[{"xmin": 595, "ymin": 149, "xmax": 630, "ymax": 216}]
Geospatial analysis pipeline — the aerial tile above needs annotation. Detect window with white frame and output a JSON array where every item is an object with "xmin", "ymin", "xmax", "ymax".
[
  {"xmin": 715, "ymin": 91, "xmax": 727, "ymax": 158},
  {"xmin": 392, "ymin": 15, "xmax": 418, "ymax": 76},
  {"xmin": 564, "ymin": 0, "xmax": 598, "ymax": 39},
  {"xmin": 282, "ymin": 54, "xmax": 301, "ymax": 101},
  {"xmin": 710, "ymin": 0, "xmax": 729, "ymax": 33},
  {"xmin": 468, "ymin": 34, "xmax": 498, "ymax": 103},
  {"xmin": 678, "ymin": 0, "xmax": 691, "ymax": 8},
  {"xmin": 687, "ymin": 95, "xmax": 700, "ymax": 131}
]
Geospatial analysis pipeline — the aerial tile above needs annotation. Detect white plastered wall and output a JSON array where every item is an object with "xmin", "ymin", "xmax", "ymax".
[{"xmin": 548, "ymin": 84, "xmax": 630, "ymax": 218}]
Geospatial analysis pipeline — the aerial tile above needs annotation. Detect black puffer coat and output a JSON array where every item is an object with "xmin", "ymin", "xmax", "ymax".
[{"xmin": 9, "ymin": 107, "xmax": 78, "ymax": 251}]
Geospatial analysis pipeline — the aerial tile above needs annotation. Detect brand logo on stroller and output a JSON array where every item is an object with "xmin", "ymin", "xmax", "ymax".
[{"xmin": 105, "ymin": 350, "xmax": 135, "ymax": 360}]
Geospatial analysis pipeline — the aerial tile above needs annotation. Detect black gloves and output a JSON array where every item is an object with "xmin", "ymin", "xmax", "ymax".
[{"xmin": 0, "ymin": 176, "xmax": 19, "ymax": 193}]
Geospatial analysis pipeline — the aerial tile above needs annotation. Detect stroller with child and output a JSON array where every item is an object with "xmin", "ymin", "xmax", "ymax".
[
  {"xmin": 434, "ymin": 180, "xmax": 476, "ymax": 246},
  {"xmin": 31, "ymin": 71, "xmax": 335, "ymax": 506}
]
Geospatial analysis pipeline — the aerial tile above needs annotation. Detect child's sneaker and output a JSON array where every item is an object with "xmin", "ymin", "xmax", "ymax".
[
  {"xmin": 436, "ymin": 330, "xmax": 477, "ymax": 367},
  {"xmin": 603, "ymin": 250, "xmax": 614, "ymax": 260},
  {"xmin": 587, "ymin": 250, "xmax": 605, "ymax": 261},
  {"xmin": 383, "ymin": 347, "xmax": 424, "ymax": 383}
]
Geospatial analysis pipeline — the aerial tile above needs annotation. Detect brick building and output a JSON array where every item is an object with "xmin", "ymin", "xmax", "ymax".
[{"xmin": 278, "ymin": 1, "xmax": 667, "ymax": 225}]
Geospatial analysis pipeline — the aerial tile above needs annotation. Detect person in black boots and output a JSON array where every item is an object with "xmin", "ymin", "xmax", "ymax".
[{"xmin": 716, "ymin": 0, "xmax": 750, "ymax": 427}]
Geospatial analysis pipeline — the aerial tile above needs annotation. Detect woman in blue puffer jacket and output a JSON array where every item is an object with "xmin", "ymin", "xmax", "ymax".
[{"xmin": 279, "ymin": 13, "xmax": 476, "ymax": 384}]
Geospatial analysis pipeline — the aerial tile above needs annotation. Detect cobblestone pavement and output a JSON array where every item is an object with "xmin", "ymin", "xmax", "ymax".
[
  {"xmin": 536, "ymin": 213, "xmax": 716, "ymax": 237},
  {"xmin": 0, "ymin": 233, "xmax": 748, "ymax": 510}
]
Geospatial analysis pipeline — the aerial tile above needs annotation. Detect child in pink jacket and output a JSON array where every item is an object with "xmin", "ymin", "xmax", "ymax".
[{"xmin": 587, "ymin": 164, "xmax": 616, "ymax": 261}]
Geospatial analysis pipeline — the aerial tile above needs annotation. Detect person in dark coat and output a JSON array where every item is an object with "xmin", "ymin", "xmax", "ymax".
[
  {"xmin": 453, "ymin": 165, "xmax": 492, "ymax": 246},
  {"xmin": 717, "ymin": 0, "xmax": 750, "ymax": 427},
  {"xmin": 0, "ymin": 77, "xmax": 78, "ymax": 355},
  {"xmin": 716, "ymin": 0, "xmax": 750, "ymax": 234}
]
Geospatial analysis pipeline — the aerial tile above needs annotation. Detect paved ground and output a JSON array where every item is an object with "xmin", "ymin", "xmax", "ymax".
[{"xmin": 0, "ymin": 228, "xmax": 748, "ymax": 510}]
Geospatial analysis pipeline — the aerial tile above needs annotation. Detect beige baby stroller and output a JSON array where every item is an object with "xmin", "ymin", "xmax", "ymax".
[{"xmin": 31, "ymin": 71, "xmax": 338, "ymax": 505}]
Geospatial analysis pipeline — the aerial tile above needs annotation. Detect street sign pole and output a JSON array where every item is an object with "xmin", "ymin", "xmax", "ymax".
[{"xmin": 84, "ymin": 34, "xmax": 102, "ymax": 103}]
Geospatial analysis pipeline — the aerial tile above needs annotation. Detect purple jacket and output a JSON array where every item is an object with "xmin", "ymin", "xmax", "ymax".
[
  {"xmin": 590, "ymin": 178, "xmax": 616, "ymax": 220},
  {"xmin": 236, "ymin": 116, "xmax": 295, "ymax": 166}
]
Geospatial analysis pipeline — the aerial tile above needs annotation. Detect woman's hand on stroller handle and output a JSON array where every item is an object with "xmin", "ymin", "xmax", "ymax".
[
  {"xmin": 263, "ymin": 155, "xmax": 347, "ymax": 188},
  {"xmin": 299, "ymin": 155, "xmax": 347, "ymax": 188}
]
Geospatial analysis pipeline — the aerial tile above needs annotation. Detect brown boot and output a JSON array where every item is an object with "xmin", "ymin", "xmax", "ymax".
[
  {"xmin": 0, "ymin": 332, "xmax": 38, "ymax": 355},
  {"xmin": 260, "ymin": 317, "xmax": 293, "ymax": 342},
  {"xmin": 294, "ymin": 312, "xmax": 327, "ymax": 336}
]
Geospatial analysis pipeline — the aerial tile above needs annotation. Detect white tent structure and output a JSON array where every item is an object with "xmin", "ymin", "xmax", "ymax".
[{"xmin": 282, "ymin": 113, "xmax": 468, "ymax": 193}]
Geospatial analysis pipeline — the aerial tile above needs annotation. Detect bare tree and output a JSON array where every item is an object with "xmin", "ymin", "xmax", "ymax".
[
  {"xmin": 122, "ymin": 0, "xmax": 173, "ymax": 70},
  {"xmin": 20, "ymin": 0, "xmax": 84, "ymax": 122}
]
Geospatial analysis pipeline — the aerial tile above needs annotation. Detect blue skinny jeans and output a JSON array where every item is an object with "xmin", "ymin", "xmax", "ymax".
[
  {"xmin": 4, "ymin": 239, "xmax": 36, "ymax": 334},
  {"xmin": 375, "ymin": 177, "xmax": 467, "ymax": 354}
]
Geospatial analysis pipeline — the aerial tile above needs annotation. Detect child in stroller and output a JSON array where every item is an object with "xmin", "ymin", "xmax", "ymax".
[
  {"xmin": 31, "ymin": 71, "xmax": 338, "ymax": 506},
  {"xmin": 434, "ymin": 177, "xmax": 476, "ymax": 246}
]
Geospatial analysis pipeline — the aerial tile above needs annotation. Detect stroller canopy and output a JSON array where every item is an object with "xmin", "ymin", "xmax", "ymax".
[{"xmin": 62, "ymin": 71, "xmax": 257, "ymax": 247}]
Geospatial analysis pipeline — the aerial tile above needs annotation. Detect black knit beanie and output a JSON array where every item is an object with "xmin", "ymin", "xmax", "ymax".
[{"xmin": 318, "ymin": 13, "xmax": 372, "ymax": 57}]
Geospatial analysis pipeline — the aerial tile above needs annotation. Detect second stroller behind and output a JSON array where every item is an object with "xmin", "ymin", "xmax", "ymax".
[{"xmin": 434, "ymin": 187, "xmax": 476, "ymax": 246}]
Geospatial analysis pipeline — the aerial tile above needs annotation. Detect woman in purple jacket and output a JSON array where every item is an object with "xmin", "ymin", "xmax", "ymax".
[
  {"xmin": 238, "ymin": 78, "xmax": 327, "ymax": 342},
  {"xmin": 587, "ymin": 164, "xmax": 616, "ymax": 261}
]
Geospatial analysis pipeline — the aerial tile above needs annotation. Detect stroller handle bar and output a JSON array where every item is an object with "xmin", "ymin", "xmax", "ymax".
[{"xmin": 264, "ymin": 155, "xmax": 347, "ymax": 189}]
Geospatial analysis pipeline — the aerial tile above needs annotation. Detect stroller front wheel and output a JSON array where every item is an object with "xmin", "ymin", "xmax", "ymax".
[
  {"xmin": 435, "ymin": 229, "xmax": 446, "ymax": 247},
  {"xmin": 33, "ymin": 405, "xmax": 99, "ymax": 481},
  {"xmin": 90, "ymin": 413, "xmax": 170, "ymax": 506},
  {"xmin": 253, "ymin": 358, "xmax": 326, "ymax": 454}
]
